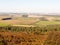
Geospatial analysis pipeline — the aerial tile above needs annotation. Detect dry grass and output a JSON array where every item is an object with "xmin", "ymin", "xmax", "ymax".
[{"xmin": 0, "ymin": 31, "xmax": 47, "ymax": 45}]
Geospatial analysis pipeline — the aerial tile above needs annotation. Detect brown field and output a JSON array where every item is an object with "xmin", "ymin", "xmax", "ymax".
[{"xmin": 0, "ymin": 20, "xmax": 38, "ymax": 25}]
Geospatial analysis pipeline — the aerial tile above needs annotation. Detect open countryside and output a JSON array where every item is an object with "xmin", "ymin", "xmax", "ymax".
[{"xmin": 0, "ymin": 13, "xmax": 60, "ymax": 45}]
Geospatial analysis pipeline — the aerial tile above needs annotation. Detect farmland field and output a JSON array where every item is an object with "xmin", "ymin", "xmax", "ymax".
[
  {"xmin": 35, "ymin": 21, "xmax": 60, "ymax": 26},
  {"xmin": 0, "ymin": 17, "xmax": 60, "ymax": 26},
  {"xmin": 0, "ymin": 0, "xmax": 60, "ymax": 45},
  {"xmin": 0, "ymin": 15, "xmax": 60, "ymax": 45},
  {"xmin": 0, "ymin": 17, "xmax": 39, "ymax": 26}
]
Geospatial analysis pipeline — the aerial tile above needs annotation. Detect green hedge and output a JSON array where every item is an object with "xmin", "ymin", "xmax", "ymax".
[{"xmin": 0, "ymin": 24, "xmax": 60, "ymax": 33}]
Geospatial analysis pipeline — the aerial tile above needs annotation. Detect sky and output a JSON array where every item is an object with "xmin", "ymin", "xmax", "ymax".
[{"xmin": 0, "ymin": 0, "xmax": 60, "ymax": 14}]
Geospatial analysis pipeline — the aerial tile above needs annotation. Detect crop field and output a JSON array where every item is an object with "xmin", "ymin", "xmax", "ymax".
[
  {"xmin": 35, "ymin": 21, "xmax": 60, "ymax": 26},
  {"xmin": 0, "ymin": 20, "xmax": 60, "ymax": 27}
]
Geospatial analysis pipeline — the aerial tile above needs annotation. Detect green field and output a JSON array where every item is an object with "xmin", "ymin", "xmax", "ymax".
[
  {"xmin": 0, "ymin": 22, "xmax": 9, "ymax": 27},
  {"xmin": 0, "ymin": 20, "xmax": 60, "ymax": 27},
  {"xmin": 0, "ymin": 17, "xmax": 60, "ymax": 27},
  {"xmin": 35, "ymin": 21, "xmax": 60, "ymax": 26}
]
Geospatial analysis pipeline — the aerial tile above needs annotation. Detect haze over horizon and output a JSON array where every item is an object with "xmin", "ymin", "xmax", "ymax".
[{"xmin": 0, "ymin": 0, "xmax": 60, "ymax": 14}]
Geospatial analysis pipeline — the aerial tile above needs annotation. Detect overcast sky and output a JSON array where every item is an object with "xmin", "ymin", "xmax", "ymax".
[{"xmin": 0, "ymin": 0, "xmax": 60, "ymax": 14}]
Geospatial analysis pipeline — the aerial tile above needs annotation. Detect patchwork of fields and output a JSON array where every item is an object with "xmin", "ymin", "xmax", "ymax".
[
  {"xmin": 0, "ymin": 15, "xmax": 60, "ymax": 45},
  {"xmin": 0, "ymin": 17, "xmax": 60, "ymax": 27},
  {"xmin": 0, "ymin": 17, "xmax": 39, "ymax": 26}
]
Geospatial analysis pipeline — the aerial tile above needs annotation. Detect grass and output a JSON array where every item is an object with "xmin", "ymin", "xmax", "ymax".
[
  {"xmin": 35, "ymin": 21, "xmax": 60, "ymax": 26},
  {"xmin": 0, "ymin": 22, "xmax": 9, "ymax": 27},
  {"xmin": 0, "ymin": 20, "xmax": 60, "ymax": 27},
  {"xmin": 0, "ymin": 31, "xmax": 47, "ymax": 45}
]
